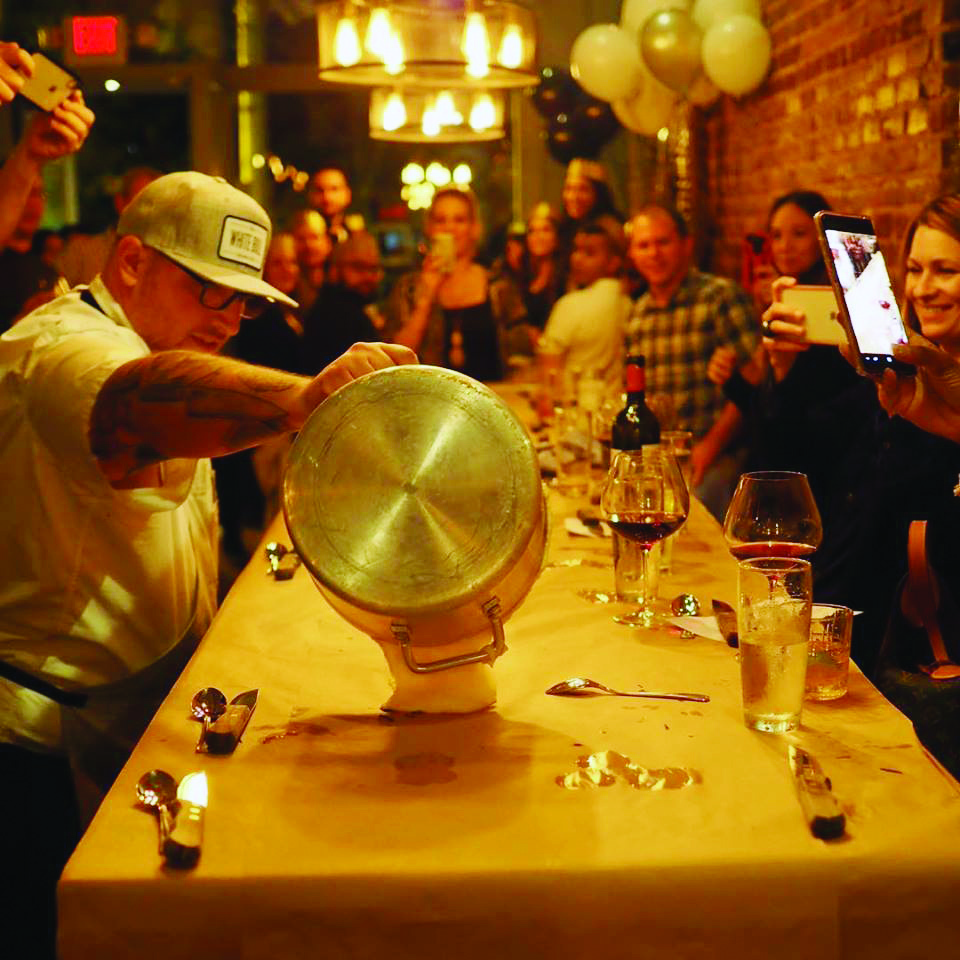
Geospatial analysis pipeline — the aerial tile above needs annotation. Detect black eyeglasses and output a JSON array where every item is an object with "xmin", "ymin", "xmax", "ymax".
[{"xmin": 155, "ymin": 250, "xmax": 269, "ymax": 318}]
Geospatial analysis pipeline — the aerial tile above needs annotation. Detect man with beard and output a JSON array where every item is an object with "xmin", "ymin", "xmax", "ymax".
[{"xmin": 300, "ymin": 231, "xmax": 384, "ymax": 374}]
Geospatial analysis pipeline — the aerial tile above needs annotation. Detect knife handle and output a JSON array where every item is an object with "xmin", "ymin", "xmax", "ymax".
[
  {"xmin": 795, "ymin": 772, "xmax": 846, "ymax": 840},
  {"xmin": 205, "ymin": 704, "xmax": 251, "ymax": 754},
  {"xmin": 163, "ymin": 801, "xmax": 204, "ymax": 869}
]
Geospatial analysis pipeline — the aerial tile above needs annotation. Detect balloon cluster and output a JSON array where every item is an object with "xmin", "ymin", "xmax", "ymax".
[
  {"xmin": 569, "ymin": 0, "xmax": 772, "ymax": 137},
  {"xmin": 528, "ymin": 66, "xmax": 621, "ymax": 165}
]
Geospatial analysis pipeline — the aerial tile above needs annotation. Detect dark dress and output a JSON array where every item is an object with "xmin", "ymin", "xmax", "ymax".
[
  {"xmin": 443, "ymin": 300, "xmax": 503, "ymax": 382},
  {"xmin": 300, "ymin": 284, "xmax": 380, "ymax": 376}
]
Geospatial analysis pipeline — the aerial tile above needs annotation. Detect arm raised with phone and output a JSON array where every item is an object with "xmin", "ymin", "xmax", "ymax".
[{"xmin": 0, "ymin": 49, "xmax": 94, "ymax": 250}]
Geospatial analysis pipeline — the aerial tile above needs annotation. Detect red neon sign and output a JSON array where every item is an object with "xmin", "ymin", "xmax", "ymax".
[{"xmin": 71, "ymin": 16, "xmax": 119, "ymax": 57}]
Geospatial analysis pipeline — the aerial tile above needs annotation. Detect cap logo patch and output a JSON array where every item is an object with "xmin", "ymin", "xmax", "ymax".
[{"xmin": 218, "ymin": 216, "xmax": 267, "ymax": 269}]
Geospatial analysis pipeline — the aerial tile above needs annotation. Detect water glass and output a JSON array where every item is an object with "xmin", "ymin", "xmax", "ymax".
[
  {"xmin": 738, "ymin": 557, "xmax": 813, "ymax": 733},
  {"xmin": 805, "ymin": 604, "xmax": 854, "ymax": 701},
  {"xmin": 551, "ymin": 404, "xmax": 591, "ymax": 498}
]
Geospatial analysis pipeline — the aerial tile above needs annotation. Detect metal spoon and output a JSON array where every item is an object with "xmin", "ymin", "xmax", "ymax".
[
  {"xmin": 545, "ymin": 677, "xmax": 710, "ymax": 703},
  {"xmin": 671, "ymin": 593, "xmax": 701, "ymax": 616},
  {"xmin": 135, "ymin": 769, "xmax": 178, "ymax": 853},
  {"xmin": 191, "ymin": 687, "xmax": 227, "ymax": 752}
]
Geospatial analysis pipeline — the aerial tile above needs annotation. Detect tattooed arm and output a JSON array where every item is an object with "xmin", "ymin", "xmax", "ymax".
[{"xmin": 90, "ymin": 341, "xmax": 417, "ymax": 488}]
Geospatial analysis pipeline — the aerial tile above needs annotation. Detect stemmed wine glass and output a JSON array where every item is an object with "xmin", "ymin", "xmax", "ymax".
[
  {"xmin": 600, "ymin": 447, "xmax": 690, "ymax": 627},
  {"xmin": 722, "ymin": 471, "xmax": 823, "ymax": 560}
]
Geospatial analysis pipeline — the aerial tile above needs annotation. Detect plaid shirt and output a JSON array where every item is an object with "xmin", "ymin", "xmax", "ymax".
[{"xmin": 626, "ymin": 270, "xmax": 759, "ymax": 439}]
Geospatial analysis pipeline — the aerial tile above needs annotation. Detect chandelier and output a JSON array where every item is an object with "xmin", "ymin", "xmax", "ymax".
[
  {"xmin": 317, "ymin": 0, "xmax": 539, "ymax": 88},
  {"xmin": 369, "ymin": 87, "xmax": 505, "ymax": 141}
]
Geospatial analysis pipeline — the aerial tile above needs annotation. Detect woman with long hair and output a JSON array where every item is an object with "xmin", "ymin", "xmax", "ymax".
[
  {"xmin": 556, "ymin": 158, "xmax": 623, "ymax": 292},
  {"xmin": 385, "ymin": 185, "xmax": 524, "ymax": 382}
]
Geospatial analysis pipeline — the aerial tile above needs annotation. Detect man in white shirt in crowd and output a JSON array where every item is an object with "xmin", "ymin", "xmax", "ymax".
[{"xmin": 541, "ymin": 220, "xmax": 630, "ymax": 385}]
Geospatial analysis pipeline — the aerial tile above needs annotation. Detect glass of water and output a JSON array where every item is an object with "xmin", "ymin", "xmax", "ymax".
[{"xmin": 737, "ymin": 557, "xmax": 812, "ymax": 733}]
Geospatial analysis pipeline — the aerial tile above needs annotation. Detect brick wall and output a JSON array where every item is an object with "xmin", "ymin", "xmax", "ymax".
[{"xmin": 702, "ymin": 0, "xmax": 957, "ymax": 288}]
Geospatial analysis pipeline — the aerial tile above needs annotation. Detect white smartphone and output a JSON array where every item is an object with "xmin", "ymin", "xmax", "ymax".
[
  {"xmin": 814, "ymin": 211, "xmax": 914, "ymax": 376},
  {"xmin": 432, "ymin": 232, "xmax": 455, "ymax": 273},
  {"xmin": 779, "ymin": 285, "xmax": 846, "ymax": 346},
  {"xmin": 18, "ymin": 52, "xmax": 79, "ymax": 112}
]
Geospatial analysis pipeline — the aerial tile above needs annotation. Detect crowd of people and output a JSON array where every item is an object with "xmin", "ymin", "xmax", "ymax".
[{"xmin": 4, "ymin": 36, "xmax": 960, "ymax": 960}]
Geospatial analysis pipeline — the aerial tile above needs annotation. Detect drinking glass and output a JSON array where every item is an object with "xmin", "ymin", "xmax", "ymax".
[
  {"xmin": 738, "ymin": 557, "xmax": 813, "ymax": 732},
  {"xmin": 600, "ymin": 447, "xmax": 690, "ymax": 627},
  {"xmin": 659, "ymin": 430, "xmax": 694, "ymax": 573},
  {"xmin": 722, "ymin": 471, "xmax": 823, "ymax": 561}
]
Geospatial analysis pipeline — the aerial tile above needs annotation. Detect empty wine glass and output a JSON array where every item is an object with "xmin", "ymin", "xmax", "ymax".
[
  {"xmin": 600, "ymin": 447, "xmax": 690, "ymax": 627},
  {"xmin": 722, "ymin": 471, "xmax": 823, "ymax": 561}
]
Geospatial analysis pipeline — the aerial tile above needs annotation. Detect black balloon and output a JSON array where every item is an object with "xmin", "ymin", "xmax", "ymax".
[
  {"xmin": 530, "ymin": 66, "xmax": 579, "ymax": 120},
  {"xmin": 546, "ymin": 112, "xmax": 582, "ymax": 165},
  {"xmin": 569, "ymin": 97, "xmax": 620, "ymax": 154}
]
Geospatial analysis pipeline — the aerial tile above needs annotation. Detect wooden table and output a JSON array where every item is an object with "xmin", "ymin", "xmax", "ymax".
[{"xmin": 58, "ymin": 390, "xmax": 960, "ymax": 960}]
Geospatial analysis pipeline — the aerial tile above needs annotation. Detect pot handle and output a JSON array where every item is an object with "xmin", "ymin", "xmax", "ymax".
[{"xmin": 391, "ymin": 597, "xmax": 507, "ymax": 674}]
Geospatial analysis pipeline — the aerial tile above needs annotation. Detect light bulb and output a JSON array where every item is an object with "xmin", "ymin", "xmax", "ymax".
[
  {"xmin": 497, "ymin": 23, "xmax": 523, "ymax": 69},
  {"xmin": 421, "ymin": 108, "xmax": 440, "ymax": 137},
  {"xmin": 426, "ymin": 162, "xmax": 450, "ymax": 186},
  {"xmin": 462, "ymin": 12, "xmax": 490, "ymax": 78},
  {"xmin": 333, "ymin": 16, "xmax": 361, "ymax": 67},
  {"xmin": 382, "ymin": 92, "xmax": 407, "ymax": 131},
  {"xmin": 434, "ymin": 91, "xmax": 461, "ymax": 126},
  {"xmin": 364, "ymin": 7, "xmax": 391, "ymax": 57},
  {"xmin": 453, "ymin": 163, "xmax": 472, "ymax": 185},
  {"xmin": 469, "ymin": 94, "xmax": 496, "ymax": 130},
  {"xmin": 382, "ymin": 29, "xmax": 405, "ymax": 75},
  {"xmin": 401, "ymin": 162, "xmax": 425, "ymax": 185}
]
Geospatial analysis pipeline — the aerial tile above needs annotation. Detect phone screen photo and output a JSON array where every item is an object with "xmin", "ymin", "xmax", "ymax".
[{"xmin": 814, "ymin": 211, "xmax": 913, "ymax": 375}]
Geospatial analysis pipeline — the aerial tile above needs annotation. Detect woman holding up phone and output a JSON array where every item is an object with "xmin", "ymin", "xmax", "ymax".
[{"xmin": 385, "ymin": 185, "xmax": 524, "ymax": 382}]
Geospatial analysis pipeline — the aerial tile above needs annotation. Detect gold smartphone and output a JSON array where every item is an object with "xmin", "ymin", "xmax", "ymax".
[
  {"xmin": 779, "ymin": 285, "xmax": 846, "ymax": 346},
  {"xmin": 19, "ymin": 52, "xmax": 79, "ymax": 112}
]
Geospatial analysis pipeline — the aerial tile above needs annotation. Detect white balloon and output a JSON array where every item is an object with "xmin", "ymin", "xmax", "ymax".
[
  {"xmin": 612, "ymin": 65, "xmax": 679, "ymax": 137},
  {"xmin": 621, "ymin": 0, "xmax": 685, "ymax": 37},
  {"xmin": 702, "ymin": 15, "xmax": 771, "ymax": 96},
  {"xmin": 570, "ymin": 23, "xmax": 644, "ymax": 103},
  {"xmin": 691, "ymin": 0, "xmax": 761, "ymax": 32}
]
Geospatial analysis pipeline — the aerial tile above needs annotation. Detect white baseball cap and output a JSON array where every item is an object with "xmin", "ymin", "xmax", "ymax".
[{"xmin": 117, "ymin": 171, "xmax": 298, "ymax": 308}]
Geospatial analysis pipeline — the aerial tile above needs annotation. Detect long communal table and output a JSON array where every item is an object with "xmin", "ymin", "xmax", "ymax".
[{"xmin": 58, "ymin": 388, "xmax": 960, "ymax": 960}]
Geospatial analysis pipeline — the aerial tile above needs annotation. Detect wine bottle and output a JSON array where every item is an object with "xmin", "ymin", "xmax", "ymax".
[{"xmin": 611, "ymin": 354, "xmax": 660, "ymax": 454}]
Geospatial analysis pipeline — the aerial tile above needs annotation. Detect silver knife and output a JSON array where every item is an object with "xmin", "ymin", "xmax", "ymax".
[
  {"xmin": 711, "ymin": 598, "xmax": 739, "ymax": 647},
  {"xmin": 788, "ymin": 744, "xmax": 846, "ymax": 840},
  {"xmin": 204, "ymin": 689, "xmax": 259, "ymax": 755}
]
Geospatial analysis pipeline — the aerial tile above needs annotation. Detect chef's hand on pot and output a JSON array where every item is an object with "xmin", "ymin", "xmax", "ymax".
[{"xmin": 301, "ymin": 342, "xmax": 418, "ymax": 413}]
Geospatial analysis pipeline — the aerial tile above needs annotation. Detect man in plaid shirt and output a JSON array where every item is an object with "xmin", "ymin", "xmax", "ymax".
[{"xmin": 626, "ymin": 204, "xmax": 759, "ymax": 519}]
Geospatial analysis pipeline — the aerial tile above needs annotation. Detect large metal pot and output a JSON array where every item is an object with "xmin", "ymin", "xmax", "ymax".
[{"xmin": 283, "ymin": 365, "xmax": 547, "ymax": 675}]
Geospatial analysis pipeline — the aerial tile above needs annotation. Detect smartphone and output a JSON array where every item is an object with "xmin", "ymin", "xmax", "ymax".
[
  {"xmin": 780, "ymin": 285, "xmax": 846, "ymax": 346},
  {"xmin": 432, "ymin": 232, "xmax": 455, "ymax": 273},
  {"xmin": 18, "ymin": 52, "xmax": 79, "ymax": 112},
  {"xmin": 814, "ymin": 211, "xmax": 914, "ymax": 376}
]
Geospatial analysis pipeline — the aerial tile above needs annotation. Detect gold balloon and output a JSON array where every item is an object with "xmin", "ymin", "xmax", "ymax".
[{"xmin": 640, "ymin": 9, "xmax": 704, "ymax": 96}]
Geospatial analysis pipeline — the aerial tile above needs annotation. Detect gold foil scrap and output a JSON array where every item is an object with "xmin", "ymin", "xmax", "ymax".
[{"xmin": 556, "ymin": 750, "xmax": 700, "ymax": 790}]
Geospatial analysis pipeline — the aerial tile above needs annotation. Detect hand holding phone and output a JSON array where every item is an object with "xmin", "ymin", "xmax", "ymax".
[{"xmin": 814, "ymin": 211, "xmax": 914, "ymax": 376}]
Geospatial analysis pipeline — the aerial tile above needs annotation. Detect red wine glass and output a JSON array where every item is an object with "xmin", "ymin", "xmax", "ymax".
[
  {"xmin": 722, "ymin": 471, "xmax": 823, "ymax": 561},
  {"xmin": 600, "ymin": 447, "xmax": 690, "ymax": 627}
]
